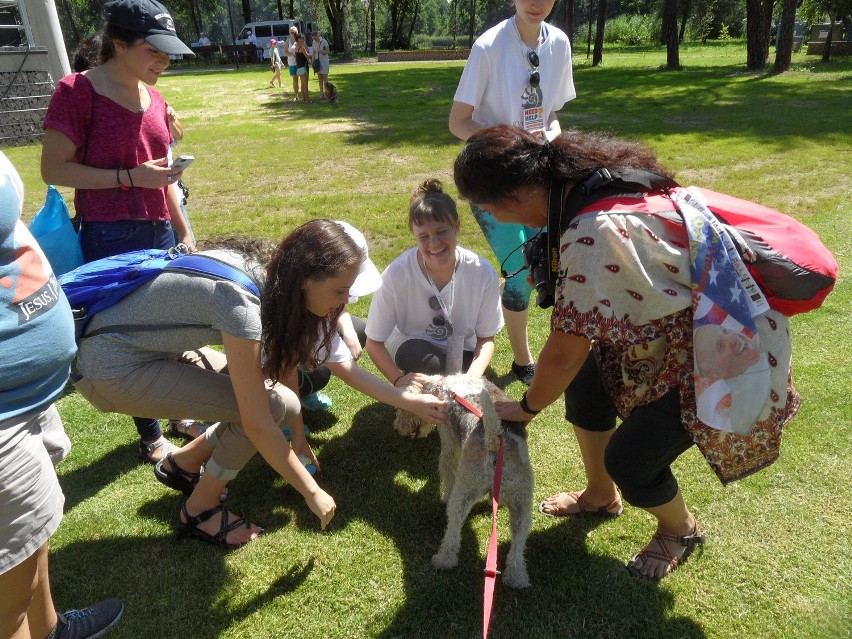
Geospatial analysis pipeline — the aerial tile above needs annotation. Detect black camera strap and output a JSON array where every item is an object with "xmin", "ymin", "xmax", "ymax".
[{"xmin": 544, "ymin": 180, "xmax": 566, "ymax": 291}]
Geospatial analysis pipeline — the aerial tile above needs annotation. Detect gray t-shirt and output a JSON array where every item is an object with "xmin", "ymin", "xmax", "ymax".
[{"xmin": 76, "ymin": 250, "xmax": 263, "ymax": 379}]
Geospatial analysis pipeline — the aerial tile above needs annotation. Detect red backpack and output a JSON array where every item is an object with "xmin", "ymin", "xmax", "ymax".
[{"xmin": 559, "ymin": 169, "xmax": 838, "ymax": 316}]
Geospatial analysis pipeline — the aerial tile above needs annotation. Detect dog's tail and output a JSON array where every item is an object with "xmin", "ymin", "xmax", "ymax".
[{"xmin": 480, "ymin": 387, "xmax": 502, "ymax": 454}]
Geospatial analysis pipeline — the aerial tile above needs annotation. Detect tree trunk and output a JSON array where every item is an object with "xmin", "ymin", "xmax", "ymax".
[
  {"xmin": 324, "ymin": 0, "xmax": 344, "ymax": 51},
  {"xmin": 288, "ymin": 0, "xmax": 294, "ymax": 18},
  {"xmin": 746, "ymin": 0, "xmax": 769, "ymax": 70},
  {"xmin": 408, "ymin": 0, "xmax": 420, "ymax": 49},
  {"xmin": 678, "ymin": 0, "xmax": 691, "ymax": 43},
  {"xmin": 241, "ymin": 0, "xmax": 251, "ymax": 26},
  {"xmin": 275, "ymin": 0, "xmax": 283, "ymax": 20},
  {"xmin": 586, "ymin": 0, "xmax": 593, "ymax": 56},
  {"xmin": 187, "ymin": 0, "xmax": 201, "ymax": 38},
  {"xmin": 59, "ymin": 0, "xmax": 80, "ymax": 43},
  {"xmin": 390, "ymin": 1, "xmax": 399, "ymax": 49},
  {"xmin": 821, "ymin": 18, "xmax": 834, "ymax": 62},
  {"xmin": 341, "ymin": 0, "xmax": 352, "ymax": 60},
  {"xmin": 773, "ymin": 0, "xmax": 796, "ymax": 71},
  {"xmin": 451, "ymin": 0, "xmax": 458, "ymax": 48},
  {"xmin": 760, "ymin": 0, "xmax": 774, "ymax": 62},
  {"xmin": 592, "ymin": 0, "xmax": 606, "ymax": 66},
  {"xmin": 564, "ymin": 0, "xmax": 575, "ymax": 46},
  {"xmin": 664, "ymin": 0, "xmax": 680, "ymax": 68},
  {"xmin": 369, "ymin": 0, "xmax": 376, "ymax": 53},
  {"xmin": 468, "ymin": 0, "xmax": 476, "ymax": 47}
]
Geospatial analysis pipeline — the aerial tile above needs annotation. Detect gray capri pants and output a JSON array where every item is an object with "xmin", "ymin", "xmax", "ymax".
[
  {"xmin": 74, "ymin": 347, "xmax": 301, "ymax": 482},
  {"xmin": 0, "ymin": 405, "xmax": 69, "ymax": 574}
]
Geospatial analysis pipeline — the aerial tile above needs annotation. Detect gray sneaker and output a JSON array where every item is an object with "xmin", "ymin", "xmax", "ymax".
[{"xmin": 48, "ymin": 598, "xmax": 124, "ymax": 639}]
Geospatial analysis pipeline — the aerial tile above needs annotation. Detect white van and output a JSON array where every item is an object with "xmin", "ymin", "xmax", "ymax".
[{"xmin": 236, "ymin": 20, "xmax": 316, "ymax": 59}]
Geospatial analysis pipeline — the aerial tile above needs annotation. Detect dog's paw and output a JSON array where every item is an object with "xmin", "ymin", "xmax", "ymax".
[
  {"xmin": 501, "ymin": 565, "xmax": 531, "ymax": 589},
  {"xmin": 431, "ymin": 552, "xmax": 459, "ymax": 571}
]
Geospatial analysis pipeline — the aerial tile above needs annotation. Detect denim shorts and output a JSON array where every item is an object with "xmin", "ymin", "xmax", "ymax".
[
  {"xmin": 0, "ymin": 405, "xmax": 67, "ymax": 574},
  {"xmin": 80, "ymin": 219, "xmax": 175, "ymax": 263}
]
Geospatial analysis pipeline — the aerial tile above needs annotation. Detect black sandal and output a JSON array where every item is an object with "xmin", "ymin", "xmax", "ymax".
[
  {"xmin": 154, "ymin": 453, "xmax": 200, "ymax": 495},
  {"xmin": 175, "ymin": 501, "xmax": 258, "ymax": 549},
  {"xmin": 626, "ymin": 523, "xmax": 706, "ymax": 581}
]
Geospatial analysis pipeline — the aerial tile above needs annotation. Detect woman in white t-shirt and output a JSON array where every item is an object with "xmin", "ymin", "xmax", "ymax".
[{"xmin": 366, "ymin": 180, "xmax": 504, "ymax": 387}]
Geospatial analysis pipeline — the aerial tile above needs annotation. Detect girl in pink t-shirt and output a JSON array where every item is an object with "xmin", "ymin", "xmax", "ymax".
[{"xmin": 41, "ymin": 0, "xmax": 197, "ymax": 465}]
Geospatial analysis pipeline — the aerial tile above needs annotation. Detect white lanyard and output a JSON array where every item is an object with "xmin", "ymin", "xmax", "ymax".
[
  {"xmin": 513, "ymin": 17, "xmax": 547, "ymax": 136},
  {"xmin": 421, "ymin": 250, "xmax": 458, "ymax": 335}
]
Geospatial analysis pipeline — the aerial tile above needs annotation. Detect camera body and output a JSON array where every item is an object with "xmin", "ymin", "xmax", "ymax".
[{"xmin": 522, "ymin": 231, "xmax": 557, "ymax": 309}]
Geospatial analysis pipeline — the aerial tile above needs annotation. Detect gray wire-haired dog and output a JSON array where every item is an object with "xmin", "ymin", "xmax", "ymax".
[{"xmin": 393, "ymin": 374, "xmax": 533, "ymax": 588}]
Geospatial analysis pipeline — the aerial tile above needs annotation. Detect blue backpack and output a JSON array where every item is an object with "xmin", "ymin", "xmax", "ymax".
[{"xmin": 59, "ymin": 249, "xmax": 261, "ymax": 341}]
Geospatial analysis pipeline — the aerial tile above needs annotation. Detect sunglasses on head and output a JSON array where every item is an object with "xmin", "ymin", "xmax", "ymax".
[{"xmin": 527, "ymin": 50, "xmax": 540, "ymax": 89}]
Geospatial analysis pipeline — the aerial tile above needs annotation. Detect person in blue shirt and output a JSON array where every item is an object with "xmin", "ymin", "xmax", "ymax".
[{"xmin": 0, "ymin": 151, "xmax": 123, "ymax": 638}]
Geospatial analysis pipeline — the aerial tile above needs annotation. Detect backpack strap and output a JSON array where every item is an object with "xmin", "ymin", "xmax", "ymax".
[
  {"xmin": 562, "ymin": 167, "xmax": 680, "ymax": 223},
  {"xmin": 79, "ymin": 253, "xmax": 261, "ymax": 340},
  {"xmin": 164, "ymin": 254, "xmax": 261, "ymax": 297},
  {"xmin": 538, "ymin": 168, "xmax": 680, "ymax": 297}
]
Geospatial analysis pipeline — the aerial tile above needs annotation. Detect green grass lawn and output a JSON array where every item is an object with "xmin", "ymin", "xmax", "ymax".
[{"xmin": 5, "ymin": 42, "xmax": 851, "ymax": 639}]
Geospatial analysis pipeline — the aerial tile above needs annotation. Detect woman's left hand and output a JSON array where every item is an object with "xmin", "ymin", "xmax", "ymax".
[
  {"xmin": 496, "ymin": 400, "xmax": 535, "ymax": 423},
  {"xmin": 178, "ymin": 235, "xmax": 197, "ymax": 253},
  {"xmin": 131, "ymin": 157, "xmax": 182, "ymax": 189}
]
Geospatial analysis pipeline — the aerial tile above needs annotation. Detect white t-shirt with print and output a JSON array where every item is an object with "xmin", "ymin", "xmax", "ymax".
[
  {"xmin": 366, "ymin": 246, "xmax": 504, "ymax": 356},
  {"xmin": 453, "ymin": 17, "xmax": 575, "ymax": 129}
]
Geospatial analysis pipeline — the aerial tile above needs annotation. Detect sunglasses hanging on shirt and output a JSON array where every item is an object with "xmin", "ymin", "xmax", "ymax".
[{"xmin": 528, "ymin": 50, "xmax": 540, "ymax": 89}]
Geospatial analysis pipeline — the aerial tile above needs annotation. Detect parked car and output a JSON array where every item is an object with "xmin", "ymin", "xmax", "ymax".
[{"xmin": 236, "ymin": 20, "xmax": 316, "ymax": 59}]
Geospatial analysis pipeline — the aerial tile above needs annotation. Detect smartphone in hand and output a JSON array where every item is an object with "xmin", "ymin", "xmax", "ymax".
[{"xmin": 170, "ymin": 155, "xmax": 195, "ymax": 171}]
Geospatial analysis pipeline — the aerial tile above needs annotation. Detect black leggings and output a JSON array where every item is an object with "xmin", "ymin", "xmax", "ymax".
[
  {"xmin": 564, "ymin": 353, "xmax": 694, "ymax": 509},
  {"xmin": 297, "ymin": 316, "xmax": 368, "ymax": 398},
  {"xmin": 395, "ymin": 338, "xmax": 474, "ymax": 376}
]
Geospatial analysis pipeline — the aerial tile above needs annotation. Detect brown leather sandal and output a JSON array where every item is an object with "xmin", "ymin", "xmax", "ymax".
[
  {"xmin": 626, "ymin": 523, "xmax": 706, "ymax": 581},
  {"xmin": 538, "ymin": 491, "xmax": 624, "ymax": 518},
  {"xmin": 167, "ymin": 420, "xmax": 210, "ymax": 440},
  {"xmin": 137, "ymin": 436, "xmax": 174, "ymax": 464}
]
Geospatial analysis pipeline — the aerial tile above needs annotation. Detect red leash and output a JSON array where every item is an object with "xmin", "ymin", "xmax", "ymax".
[
  {"xmin": 483, "ymin": 435, "xmax": 504, "ymax": 639},
  {"xmin": 435, "ymin": 378, "xmax": 503, "ymax": 638}
]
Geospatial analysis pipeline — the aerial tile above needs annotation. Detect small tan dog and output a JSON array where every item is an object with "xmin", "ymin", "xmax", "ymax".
[{"xmin": 393, "ymin": 375, "xmax": 533, "ymax": 588}]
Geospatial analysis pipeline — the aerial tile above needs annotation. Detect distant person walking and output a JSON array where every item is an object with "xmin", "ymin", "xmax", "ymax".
[{"xmin": 268, "ymin": 38, "xmax": 282, "ymax": 87}]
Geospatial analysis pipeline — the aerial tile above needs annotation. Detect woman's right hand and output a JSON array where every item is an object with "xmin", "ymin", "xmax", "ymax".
[
  {"xmin": 306, "ymin": 488, "xmax": 336, "ymax": 530},
  {"xmin": 404, "ymin": 392, "xmax": 449, "ymax": 424},
  {"xmin": 130, "ymin": 157, "xmax": 183, "ymax": 189}
]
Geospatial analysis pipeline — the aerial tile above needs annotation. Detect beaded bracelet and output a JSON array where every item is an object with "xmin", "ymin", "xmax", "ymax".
[{"xmin": 519, "ymin": 391, "xmax": 541, "ymax": 416}]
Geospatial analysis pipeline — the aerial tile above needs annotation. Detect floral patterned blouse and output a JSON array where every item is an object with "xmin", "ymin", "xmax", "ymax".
[{"xmin": 550, "ymin": 196, "xmax": 800, "ymax": 484}]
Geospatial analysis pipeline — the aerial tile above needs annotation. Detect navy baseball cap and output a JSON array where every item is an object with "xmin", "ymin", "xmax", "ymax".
[{"xmin": 105, "ymin": 0, "xmax": 195, "ymax": 57}]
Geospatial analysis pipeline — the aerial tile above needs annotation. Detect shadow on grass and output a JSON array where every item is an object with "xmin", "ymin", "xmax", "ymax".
[
  {"xmin": 259, "ymin": 61, "xmax": 850, "ymax": 153},
  {"xmin": 48, "ymin": 526, "xmax": 312, "ymax": 638},
  {"xmin": 299, "ymin": 401, "xmax": 707, "ymax": 639}
]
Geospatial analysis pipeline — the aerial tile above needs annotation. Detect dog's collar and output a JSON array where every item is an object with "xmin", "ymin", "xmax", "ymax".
[{"xmin": 435, "ymin": 376, "xmax": 484, "ymax": 418}]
